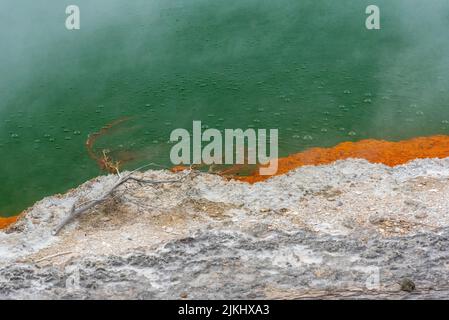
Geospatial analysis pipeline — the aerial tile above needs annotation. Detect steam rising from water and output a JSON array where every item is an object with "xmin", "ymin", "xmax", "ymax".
[{"xmin": 1, "ymin": 0, "xmax": 449, "ymax": 216}]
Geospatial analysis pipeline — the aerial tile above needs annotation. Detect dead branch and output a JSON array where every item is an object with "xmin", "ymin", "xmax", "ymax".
[
  {"xmin": 34, "ymin": 251, "xmax": 73, "ymax": 263},
  {"xmin": 52, "ymin": 165, "xmax": 193, "ymax": 235}
]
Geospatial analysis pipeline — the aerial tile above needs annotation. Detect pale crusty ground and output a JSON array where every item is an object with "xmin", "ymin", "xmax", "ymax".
[{"xmin": 2, "ymin": 158, "xmax": 449, "ymax": 299}]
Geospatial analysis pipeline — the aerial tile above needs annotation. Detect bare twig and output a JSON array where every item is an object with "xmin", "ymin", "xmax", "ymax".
[
  {"xmin": 52, "ymin": 166, "xmax": 192, "ymax": 235},
  {"xmin": 34, "ymin": 251, "xmax": 73, "ymax": 263}
]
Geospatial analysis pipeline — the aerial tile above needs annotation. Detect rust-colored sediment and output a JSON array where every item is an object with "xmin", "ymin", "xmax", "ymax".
[
  {"xmin": 0, "ymin": 118, "xmax": 132, "ymax": 226},
  {"xmin": 0, "ymin": 216, "xmax": 18, "ymax": 230},
  {"xmin": 233, "ymin": 135, "xmax": 449, "ymax": 183},
  {"xmin": 3, "ymin": 135, "xmax": 449, "ymax": 227},
  {"xmin": 86, "ymin": 117, "xmax": 131, "ymax": 173}
]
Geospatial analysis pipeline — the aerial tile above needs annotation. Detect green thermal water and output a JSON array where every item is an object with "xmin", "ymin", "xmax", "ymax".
[{"xmin": 1, "ymin": 0, "xmax": 449, "ymax": 217}]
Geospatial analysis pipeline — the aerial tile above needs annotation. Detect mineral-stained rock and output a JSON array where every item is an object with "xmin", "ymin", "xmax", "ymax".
[{"xmin": 2, "ymin": 158, "xmax": 449, "ymax": 299}]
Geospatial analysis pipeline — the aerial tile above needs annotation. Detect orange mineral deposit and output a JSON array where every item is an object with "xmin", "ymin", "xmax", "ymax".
[
  {"xmin": 0, "ymin": 216, "xmax": 18, "ymax": 230},
  {"xmin": 233, "ymin": 135, "xmax": 449, "ymax": 183}
]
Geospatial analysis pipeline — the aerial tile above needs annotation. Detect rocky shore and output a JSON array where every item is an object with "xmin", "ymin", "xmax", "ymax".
[{"xmin": 2, "ymin": 158, "xmax": 449, "ymax": 299}]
